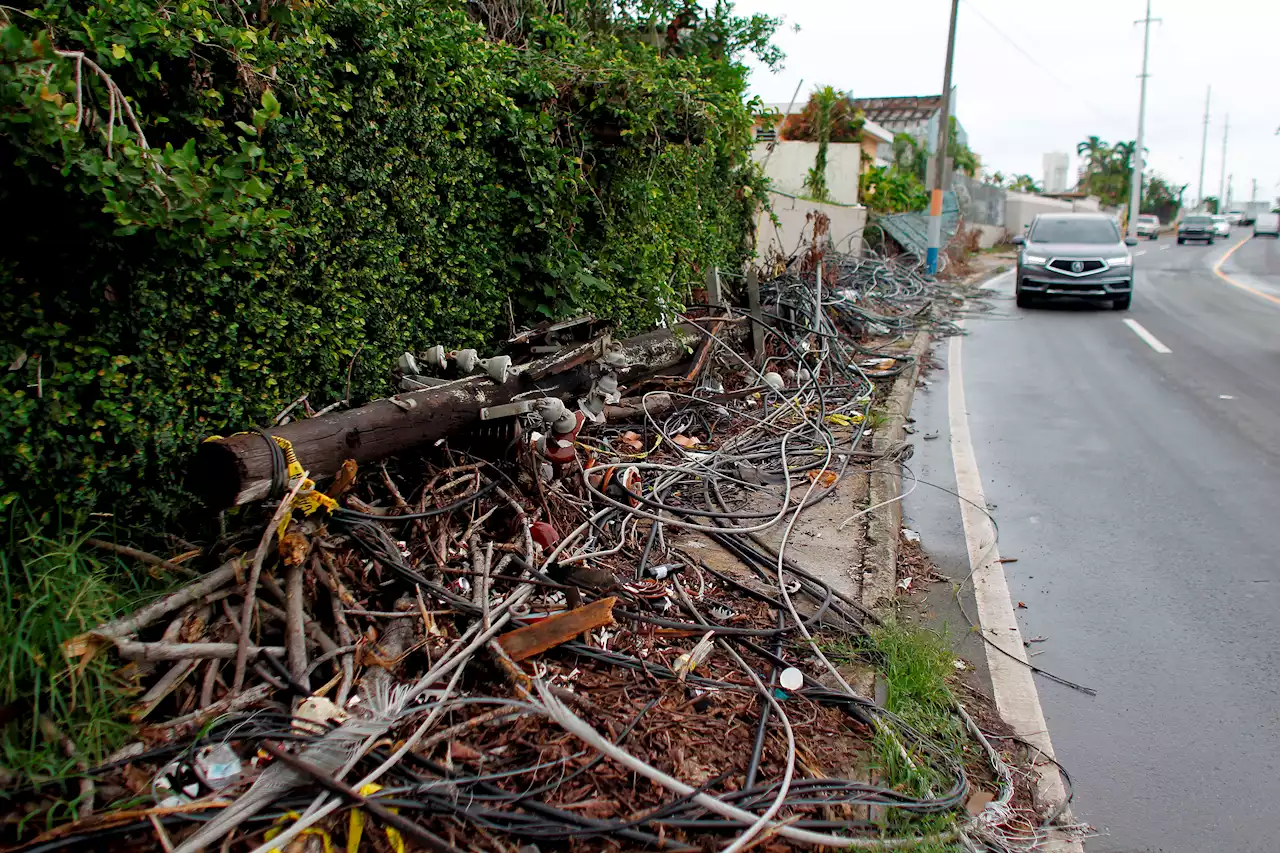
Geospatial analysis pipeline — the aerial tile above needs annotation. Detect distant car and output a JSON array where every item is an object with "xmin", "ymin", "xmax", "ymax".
[
  {"xmin": 1013, "ymin": 213, "xmax": 1137, "ymax": 310},
  {"xmin": 1135, "ymin": 214, "xmax": 1160, "ymax": 240},
  {"xmin": 1254, "ymin": 212, "xmax": 1280, "ymax": 238},
  {"xmin": 1226, "ymin": 211, "xmax": 1243, "ymax": 226},
  {"xmin": 1211, "ymin": 215, "xmax": 1231, "ymax": 237},
  {"xmin": 1178, "ymin": 215, "xmax": 1216, "ymax": 244}
]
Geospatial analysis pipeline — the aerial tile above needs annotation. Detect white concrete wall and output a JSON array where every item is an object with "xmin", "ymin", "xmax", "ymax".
[
  {"xmin": 1004, "ymin": 192, "xmax": 1108, "ymax": 234},
  {"xmin": 1004, "ymin": 191, "xmax": 1075, "ymax": 235},
  {"xmin": 969, "ymin": 222, "xmax": 1007, "ymax": 249},
  {"xmin": 752, "ymin": 142, "xmax": 861, "ymax": 206},
  {"xmin": 755, "ymin": 192, "xmax": 867, "ymax": 261}
]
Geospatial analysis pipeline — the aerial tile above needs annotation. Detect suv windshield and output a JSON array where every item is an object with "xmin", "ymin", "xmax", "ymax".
[
  {"xmin": 1139, "ymin": 215, "xmax": 1157, "ymax": 222},
  {"xmin": 1184, "ymin": 216, "xmax": 1212, "ymax": 225},
  {"xmin": 1029, "ymin": 217, "xmax": 1120, "ymax": 244}
]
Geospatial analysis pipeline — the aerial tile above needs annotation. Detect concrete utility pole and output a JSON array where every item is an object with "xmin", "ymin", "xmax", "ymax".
[
  {"xmin": 1197, "ymin": 86, "xmax": 1211, "ymax": 208},
  {"xmin": 1252, "ymin": 177, "xmax": 1259, "ymax": 203},
  {"xmin": 1218, "ymin": 114, "xmax": 1229, "ymax": 213},
  {"xmin": 926, "ymin": 0, "xmax": 960, "ymax": 277},
  {"xmin": 1128, "ymin": 0, "xmax": 1157, "ymax": 237}
]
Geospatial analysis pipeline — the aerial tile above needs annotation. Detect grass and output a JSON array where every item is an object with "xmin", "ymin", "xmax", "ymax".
[
  {"xmin": 822, "ymin": 620, "xmax": 968, "ymax": 847},
  {"xmin": 0, "ymin": 509, "xmax": 156, "ymax": 804}
]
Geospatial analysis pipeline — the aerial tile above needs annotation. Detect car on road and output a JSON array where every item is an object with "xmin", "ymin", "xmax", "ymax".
[
  {"xmin": 1013, "ymin": 213, "xmax": 1138, "ymax": 310},
  {"xmin": 1135, "ymin": 214, "xmax": 1160, "ymax": 240},
  {"xmin": 1178, "ymin": 215, "xmax": 1216, "ymax": 244},
  {"xmin": 1211, "ymin": 215, "xmax": 1231, "ymax": 238},
  {"xmin": 1254, "ymin": 212, "xmax": 1280, "ymax": 238},
  {"xmin": 1226, "ymin": 211, "xmax": 1243, "ymax": 226}
]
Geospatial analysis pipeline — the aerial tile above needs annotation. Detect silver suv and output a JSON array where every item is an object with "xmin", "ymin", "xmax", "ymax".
[{"xmin": 1013, "ymin": 213, "xmax": 1138, "ymax": 311}]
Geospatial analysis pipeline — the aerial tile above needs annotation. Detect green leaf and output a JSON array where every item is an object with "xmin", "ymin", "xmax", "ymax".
[
  {"xmin": 111, "ymin": 43, "xmax": 125, "ymax": 59},
  {"xmin": 261, "ymin": 89, "xmax": 280, "ymax": 117}
]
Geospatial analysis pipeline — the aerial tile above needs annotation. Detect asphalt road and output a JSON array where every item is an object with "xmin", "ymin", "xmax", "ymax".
[{"xmin": 904, "ymin": 229, "xmax": 1280, "ymax": 853}]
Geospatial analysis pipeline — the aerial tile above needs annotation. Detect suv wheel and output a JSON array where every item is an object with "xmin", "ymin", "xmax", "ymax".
[
  {"xmin": 1208, "ymin": 238, "xmax": 1215, "ymax": 245},
  {"xmin": 1016, "ymin": 288, "xmax": 1033, "ymax": 308},
  {"xmin": 1112, "ymin": 295, "xmax": 1131, "ymax": 311},
  {"xmin": 1177, "ymin": 237, "xmax": 1185, "ymax": 244}
]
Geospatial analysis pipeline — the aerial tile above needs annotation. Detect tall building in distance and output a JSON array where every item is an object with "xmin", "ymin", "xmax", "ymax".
[{"xmin": 1043, "ymin": 152, "xmax": 1070, "ymax": 194}]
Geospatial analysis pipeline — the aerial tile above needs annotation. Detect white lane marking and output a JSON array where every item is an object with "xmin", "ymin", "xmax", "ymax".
[
  {"xmin": 1159, "ymin": 245, "xmax": 1171, "ymax": 250},
  {"xmin": 1135, "ymin": 249, "xmax": 1147, "ymax": 256},
  {"xmin": 1122, "ymin": 318, "xmax": 1172, "ymax": 353},
  {"xmin": 948, "ymin": 331, "xmax": 1080, "ymax": 844}
]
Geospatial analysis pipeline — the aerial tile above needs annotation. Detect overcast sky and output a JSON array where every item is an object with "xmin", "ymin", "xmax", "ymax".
[{"xmin": 735, "ymin": 0, "xmax": 1280, "ymax": 206}]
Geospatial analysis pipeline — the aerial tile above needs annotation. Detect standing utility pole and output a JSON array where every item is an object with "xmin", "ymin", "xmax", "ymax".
[
  {"xmin": 926, "ymin": 0, "xmax": 960, "ymax": 277},
  {"xmin": 1128, "ymin": 0, "xmax": 1158, "ymax": 237},
  {"xmin": 1196, "ymin": 87, "xmax": 1211, "ymax": 208},
  {"xmin": 1218, "ymin": 115, "xmax": 1229, "ymax": 212}
]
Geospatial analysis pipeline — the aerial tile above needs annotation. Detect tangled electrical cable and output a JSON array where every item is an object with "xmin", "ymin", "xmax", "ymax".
[{"xmin": 14, "ymin": 248, "xmax": 1065, "ymax": 853}]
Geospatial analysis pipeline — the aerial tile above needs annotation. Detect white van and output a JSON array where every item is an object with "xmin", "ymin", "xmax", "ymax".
[{"xmin": 1255, "ymin": 212, "xmax": 1280, "ymax": 238}]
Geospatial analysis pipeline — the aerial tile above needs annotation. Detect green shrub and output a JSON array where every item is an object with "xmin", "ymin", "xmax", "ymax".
[{"xmin": 0, "ymin": 0, "xmax": 776, "ymax": 522}]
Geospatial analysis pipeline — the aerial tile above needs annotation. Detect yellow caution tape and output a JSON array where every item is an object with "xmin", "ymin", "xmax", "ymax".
[
  {"xmin": 265, "ymin": 811, "xmax": 334, "ymax": 853},
  {"xmin": 202, "ymin": 430, "xmax": 337, "ymax": 535},
  {"xmin": 347, "ymin": 784, "xmax": 404, "ymax": 853}
]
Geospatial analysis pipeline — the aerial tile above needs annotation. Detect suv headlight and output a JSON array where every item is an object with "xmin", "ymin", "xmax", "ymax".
[
  {"xmin": 1022, "ymin": 254, "xmax": 1048, "ymax": 266},
  {"xmin": 1105, "ymin": 255, "xmax": 1132, "ymax": 266}
]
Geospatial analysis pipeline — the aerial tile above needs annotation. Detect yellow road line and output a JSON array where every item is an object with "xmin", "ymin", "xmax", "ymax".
[{"xmin": 1212, "ymin": 235, "xmax": 1280, "ymax": 307}]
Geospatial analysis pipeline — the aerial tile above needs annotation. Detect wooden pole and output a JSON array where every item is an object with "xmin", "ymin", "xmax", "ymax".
[{"xmin": 191, "ymin": 323, "xmax": 747, "ymax": 509}]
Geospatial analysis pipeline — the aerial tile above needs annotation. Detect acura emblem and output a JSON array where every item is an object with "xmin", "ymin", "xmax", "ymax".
[{"xmin": 1071, "ymin": 261, "xmax": 1084, "ymax": 273}]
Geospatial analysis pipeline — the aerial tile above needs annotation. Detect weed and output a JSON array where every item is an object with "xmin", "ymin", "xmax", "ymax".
[
  {"xmin": 822, "ymin": 620, "xmax": 968, "ymax": 840},
  {"xmin": 0, "ymin": 509, "xmax": 154, "ymax": 791}
]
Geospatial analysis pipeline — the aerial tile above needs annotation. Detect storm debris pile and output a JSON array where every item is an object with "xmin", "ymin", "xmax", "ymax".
[{"xmin": 7, "ymin": 250, "xmax": 1039, "ymax": 853}]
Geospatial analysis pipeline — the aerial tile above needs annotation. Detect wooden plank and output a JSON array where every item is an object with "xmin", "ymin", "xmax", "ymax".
[
  {"xmin": 745, "ymin": 268, "xmax": 765, "ymax": 363},
  {"xmin": 497, "ymin": 598, "xmax": 617, "ymax": 662},
  {"xmin": 705, "ymin": 266, "xmax": 722, "ymax": 308}
]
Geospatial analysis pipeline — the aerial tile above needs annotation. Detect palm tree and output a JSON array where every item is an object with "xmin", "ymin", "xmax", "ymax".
[
  {"xmin": 1110, "ymin": 141, "xmax": 1136, "ymax": 175},
  {"xmin": 1076, "ymin": 136, "xmax": 1109, "ymax": 180}
]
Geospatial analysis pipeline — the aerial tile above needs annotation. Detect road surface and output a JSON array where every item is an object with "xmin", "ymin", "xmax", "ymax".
[{"xmin": 905, "ymin": 230, "xmax": 1280, "ymax": 853}]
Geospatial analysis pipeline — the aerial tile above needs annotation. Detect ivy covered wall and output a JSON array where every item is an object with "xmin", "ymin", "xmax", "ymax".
[{"xmin": 0, "ymin": 0, "xmax": 777, "ymax": 520}]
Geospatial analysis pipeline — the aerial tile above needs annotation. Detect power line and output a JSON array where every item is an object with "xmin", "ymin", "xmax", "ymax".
[{"xmin": 960, "ymin": 0, "xmax": 1121, "ymax": 124}]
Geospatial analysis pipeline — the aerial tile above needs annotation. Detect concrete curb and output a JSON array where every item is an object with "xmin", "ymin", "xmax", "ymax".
[
  {"xmin": 861, "ymin": 330, "xmax": 931, "ymax": 614},
  {"xmin": 860, "ymin": 259, "xmax": 1014, "ymax": 614}
]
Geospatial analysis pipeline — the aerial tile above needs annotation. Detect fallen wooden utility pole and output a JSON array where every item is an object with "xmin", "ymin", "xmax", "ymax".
[{"xmin": 191, "ymin": 321, "xmax": 747, "ymax": 508}]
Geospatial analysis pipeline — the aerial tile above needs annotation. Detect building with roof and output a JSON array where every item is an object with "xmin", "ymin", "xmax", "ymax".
[{"xmin": 848, "ymin": 93, "xmax": 966, "ymax": 153}]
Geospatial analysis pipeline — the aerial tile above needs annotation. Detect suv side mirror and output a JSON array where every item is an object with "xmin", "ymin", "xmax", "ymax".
[
  {"xmin": 1011, "ymin": 235, "xmax": 1026, "ymax": 246},
  {"xmin": 1124, "ymin": 237, "xmax": 1139, "ymax": 246}
]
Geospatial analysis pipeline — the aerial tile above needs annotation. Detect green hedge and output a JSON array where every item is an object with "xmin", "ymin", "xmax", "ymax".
[{"xmin": 0, "ymin": 0, "xmax": 774, "ymax": 521}]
